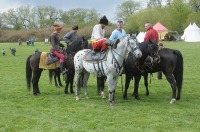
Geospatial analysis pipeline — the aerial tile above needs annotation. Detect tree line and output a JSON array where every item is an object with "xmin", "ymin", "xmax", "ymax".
[{"xmin": 0, "ymin": 0, "xmax": 199, "ymax": 42}]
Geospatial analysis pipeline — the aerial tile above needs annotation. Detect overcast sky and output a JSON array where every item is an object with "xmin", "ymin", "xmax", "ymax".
[{"xmin": 0, "ymin": 0, "xmax": 146, "ymax": 22}]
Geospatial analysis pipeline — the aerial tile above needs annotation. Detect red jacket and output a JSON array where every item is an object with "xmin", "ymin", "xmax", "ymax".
[{"xmin": 144, "ymin": 27, "xmax": 159, "ymax": 44}]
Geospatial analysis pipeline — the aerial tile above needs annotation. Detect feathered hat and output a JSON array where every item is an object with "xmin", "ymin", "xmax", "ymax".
[{"xmin": 52, "ymin": 24, "xmax": 62, "ymax": 31}]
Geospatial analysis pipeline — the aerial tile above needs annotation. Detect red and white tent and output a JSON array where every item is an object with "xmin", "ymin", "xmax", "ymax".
[{"xmin": 153, "ymin": 22, "xmax": 168, "ymax": 40}]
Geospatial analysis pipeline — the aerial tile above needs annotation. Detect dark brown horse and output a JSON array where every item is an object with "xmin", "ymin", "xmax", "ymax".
[
  {"xmin": 123, "ymin": 47, "xmax": 183, "ymax": 103},
  {"xmin": 95, "ymin": 40, "xmax": 161, "ymax": 98},
  {"xmin": 54, "ymin": 37, "xmax": 89, "ymax": 94}
]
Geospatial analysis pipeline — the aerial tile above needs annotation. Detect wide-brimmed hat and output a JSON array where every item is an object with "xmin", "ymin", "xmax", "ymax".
[
  {"xmin": 52, "ymin": 24, "xmax": 62, "ymax": 31},
  {"xmin": 72, "ymin": 25, "xmax": 78, "ymax": 30},
  {"xmin": 99, "ymin": 15, "xmax": 108, "ymax": 25}
]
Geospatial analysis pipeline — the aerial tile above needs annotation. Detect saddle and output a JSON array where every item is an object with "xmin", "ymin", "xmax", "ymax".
[
  {"xmin": 47, "ymin": 53, "xmax": 59, "ymax": 65},
  {"xmin": 83, "ymin": 50, "xmax": 107, "ymax": 62}
]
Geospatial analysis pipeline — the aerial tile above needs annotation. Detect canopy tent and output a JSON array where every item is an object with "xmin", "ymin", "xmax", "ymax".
[
  {"xmin": 181, "ymin": 23, "xmax": 200, "ymax": 42},
  {"xmin": 153, "ymin": 22, "xmax": 168, "ymax": 40},
  {"xmin": 136, "ymin": 32, "xmax": 146, "ymax": 43}
]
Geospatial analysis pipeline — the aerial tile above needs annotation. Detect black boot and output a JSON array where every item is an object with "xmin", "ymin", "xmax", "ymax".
[
  {"xmin": 60, "ymin": 62, "xmax": 67, "ymax": 74},
  {"xmin": 105, "ymin": 39, "xmax": 120, "ymax": 49}
]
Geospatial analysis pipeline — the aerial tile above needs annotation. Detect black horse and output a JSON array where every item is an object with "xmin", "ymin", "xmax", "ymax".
[
  {"xmin": 60, "ymin": 37, "xmax": 88, "ymax": 94},
  {"xmin": 26, "ymin": 51, "xmax": 67, "ymax": 95},
  {"xmin": 95, "ymin": 40, "xmax": 160, "ymax": 97},
  {"xmin": 26, "ymin": 37, "xmax": 88, "ymax": 95},
  {"xmin": 123, "ymin": 47, "xmax": 183, "ymax": 103}
]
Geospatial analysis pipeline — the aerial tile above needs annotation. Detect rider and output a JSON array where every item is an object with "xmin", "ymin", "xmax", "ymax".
[
  {"xmin": 50, "ymin": 24, "xmax": 67, "ymax": 74},
  {"xmin": 91, "ymin": 15, "xmax": 119, "ymax": 52},
  {"xmin": 143, "ymin": 22, "xmax": 159, "ymax": 71},
  {"xmin": 63, "ymin": 25, "xmax": 79, "ymax": 48}
]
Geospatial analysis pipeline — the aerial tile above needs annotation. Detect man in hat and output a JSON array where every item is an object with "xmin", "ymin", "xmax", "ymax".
[
  {"xmin": 50, "ymin": 24, "xmax": 67, "ymax": 74},
  {"xmin": 91, "ymin": 15, "xmax": 119, "ymax": 52},
  {"xmin": 63, "ymin": 25, "xmax": 78, "ymax": 47}
]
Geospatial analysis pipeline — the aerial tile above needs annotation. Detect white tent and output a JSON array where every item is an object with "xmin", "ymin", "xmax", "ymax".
[
  {"xmin": 136, "ymin": 32, "xmax": 146, "ymax": 43},
  {"xmin": 181, "ymin": 23, "xmax": 200, "ymax": 42}
]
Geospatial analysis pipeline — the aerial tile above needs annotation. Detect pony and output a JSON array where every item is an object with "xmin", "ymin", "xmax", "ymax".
[
  {"xmin": 26, "ymin": 37, "xmax": 88, "ymax": 95},
  {"xmin": 74, "ymin": 35, "xmax": 142, "ymax": 106},
  {"xmin": 123, "ymin": 48, "xmax": 183, "ymax": 104},
  {"xmin": 95, "ymin": 40, "xmax": 161, "ymax": 98},
  {"xmin": 64, "ymin": 37, "xmax": 89, "ymax": 94}
]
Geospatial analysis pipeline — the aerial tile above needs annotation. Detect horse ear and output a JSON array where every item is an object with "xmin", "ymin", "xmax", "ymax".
[{"xmin": 81, "ymin": 36, "xmax": 85, "ymax": 40}]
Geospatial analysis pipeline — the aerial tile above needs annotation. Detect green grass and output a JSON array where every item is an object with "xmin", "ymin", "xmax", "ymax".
[{"xmin": 0, "ymin": 41, "xmax": 200, "ymax": 132}]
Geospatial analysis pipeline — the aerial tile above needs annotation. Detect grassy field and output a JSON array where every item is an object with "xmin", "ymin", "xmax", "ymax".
[{"xmin": 0, "ymin": 41, "xmax": 200, "ymax": 132}]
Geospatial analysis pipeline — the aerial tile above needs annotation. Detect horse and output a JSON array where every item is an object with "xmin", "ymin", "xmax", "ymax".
[
  {"xmin": 49, "ymin": 37, "xmax": 88, "ymax": 94},
  {"xmin": 123, "ymin": 47, "xmax": 183, "ymax": 104},
  {"xmin": 74, "ymin": 35, "xmax": 142, "ymax": 106},
  {"xmin": 64, "ymin": 37, "xmax": 89, "ymax": 94},
  {"xmin": 95, "ymin": 40, "xmax": 161, "ymax": 98}
]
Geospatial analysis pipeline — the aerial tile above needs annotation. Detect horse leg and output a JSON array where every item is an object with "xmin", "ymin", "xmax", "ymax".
[
  {"xmin": 99, "ymin": 77, "xmax": 106, "ymax": 99},
  {"xmin": 143, "ymin": 73, "xmax": 149, "ymax": 96},
  {"xmin": 123, "ymin": 74, "xmax": 132, "ymax": 100},
  {"xmin": 107, "ymin": 74, "xmax": 118, "ymax": 106},
  {"xmin": 32, "ymin": 69, "xmax": 42, "ymax": 95},
  {"xmin": 165, "ymin": 74, "xmax": 177, "ymax": 103},
  {"xmin": 132, "ymin": 75, "xmax": 142, "ymax": 100},
  {"xmin": 70, "ymin": 73, "xmax": 74, "ymax": 93},
  {"xmin": 54, "ymin": 72, "xmax": 59, "ymax": 87},
  {"xmin": 83, "ymin": 70, "xmax": 90, "ymax": 99},
  {"xmin": 75, "ymin": 72, "xmax": 81, "ymax": 100},
  {"xmin": 57, "ymin": 68, "xmax": 63, "ymax": 87},
  {"xmin": 65, "ymin": 73, "xmax": 69, "ymax": 94},
  {"xmin": 97, "ymin": 77, "xmax": 100, "ymax": 95}
]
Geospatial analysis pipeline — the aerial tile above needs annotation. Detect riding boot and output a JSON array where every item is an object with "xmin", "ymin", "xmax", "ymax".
[
  {"xmin": 60, "ymin": 62, "xmax": 67, "ymax": 74},
  {"xmin": 105, "ymin": 39, "xmax": 120, "ymax": 48}
]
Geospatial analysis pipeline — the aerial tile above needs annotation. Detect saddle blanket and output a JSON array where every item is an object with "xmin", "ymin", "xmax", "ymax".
[{"xmin": 39, "ymin": 52, "xmax": 60, "ymax": 69}]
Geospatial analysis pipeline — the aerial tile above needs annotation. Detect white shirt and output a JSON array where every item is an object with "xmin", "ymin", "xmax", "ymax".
[{"xmin": 91, "ymin": 24, "xmax": 105, "ymax": 41}]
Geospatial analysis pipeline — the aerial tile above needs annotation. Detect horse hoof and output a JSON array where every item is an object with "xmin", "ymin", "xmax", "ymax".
[
  {"xmin": 65, "ymin": 92, "xmax": 69, "ymax": 95},
  {"xmin": 70, "ymin": 91, "xmax": 74, "ymax": 94},
  {"xmin": 135, "ymin": 96, "xmax": 140, "ymax": 100},
  {"xmin": 123, "ymin": 96, "xmax": 128, "ymax": 100},
  {"xmin": 76, "ymin": 96, "xmax": 79, "ymax": 101},
  {"xmin": 101, "ymin": 92, "xmax": 106, "ymax": 99},
  {"xmin": 109, "ymin": 101, "xmax": 115, "ymax": 107},
  {"xmin": 170, "ymin": 98, "xmax": 176, "ymax": 104}
]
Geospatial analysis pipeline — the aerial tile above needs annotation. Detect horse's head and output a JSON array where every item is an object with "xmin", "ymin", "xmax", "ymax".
[
  {"xmin": 81, "ymin": 36, "xmax": 89, "ymax": 49},
  {"xmin": 147, "ymin": 40, "xmax": 160, "ymax": 63},
  {"xmin": 127, "ymin": 35, "xmax": 142, "ymax": 59}
]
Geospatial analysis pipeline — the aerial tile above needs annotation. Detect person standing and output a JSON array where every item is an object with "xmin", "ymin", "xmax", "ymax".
[
  {"xmin": 109, "ymin": 20, "xmax": 126, "ymax": 41},
  {"xmin": 2, "ymin": 49, "xmax": 5, "ymax": 56},
  {"xmin": 144, "ymin": 22, "xmax": 159, "ymax": 44},
  {"xmin": 91, "ymin": 15, "xmax": 119, "ymax": 52},
  {"xmin": 50, "ymin": 24, "xmax": 66, "ymax": 74},
  {"xmin": 18, "ymin": 39, "xmax": 22, "ymax": 46},
  {"xmin": 63, "ymin": 25, "xmax": 78, "ymax": 47}
]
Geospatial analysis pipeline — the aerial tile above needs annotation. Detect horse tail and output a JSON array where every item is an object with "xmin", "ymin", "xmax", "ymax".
[
  {"xmin": 173, "ymin": 50, "xmax": 183, "ymax": 93},
  {"xmin": 26, "ymin": 55, "xmax": 32, "ymax": 93}
]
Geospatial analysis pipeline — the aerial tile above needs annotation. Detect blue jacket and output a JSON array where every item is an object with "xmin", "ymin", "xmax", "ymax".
[{"xmin": 109, "ymin": 29, "xmax": 126, "ymax": 41}]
